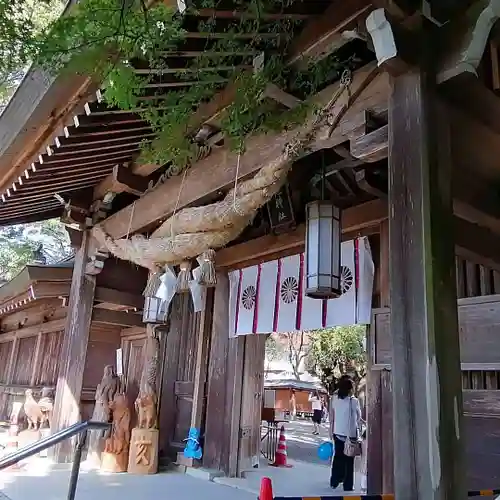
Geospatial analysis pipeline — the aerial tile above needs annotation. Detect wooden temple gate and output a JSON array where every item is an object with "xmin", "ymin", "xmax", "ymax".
[{"xmin": 2, "ymin": 0, "xmax": 500, "ymax": 498}]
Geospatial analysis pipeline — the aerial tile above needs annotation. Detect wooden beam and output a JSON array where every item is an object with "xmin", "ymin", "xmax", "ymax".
[
  {"xmin": 121, "ymin": 325, "xmax": 146, "ymax": 337},
  {"xmin": 94, "ymin": 287, "xmax": 143, "ymax": 309},
  {"xmin": 93, "ymin": 164, "xmax": 150, "ymax": 201},
  {"xmin": 52, "ymin": 231, "xmax": 96, "ymax": 463},
  {"xmin": 440, "ymin": 73, "xmax": 500, "ymax": 137},
  {"xmin": 350, "ymin": 124, "xmax": 388, "ymax": 161},
  {"xmin": 263, "ymin": 84, "xmax": 302, "ymax": 109},
  {"xmin": 450, "ymin": 102, "xmax": 500, "ymax": 181},
  {"xmin": 27, "ymin": 266, "xmax": 73, "ymax": 282},
  {"xmin": 91, "ymin": 308, "xmax": 143, "ymax": 327},
  {"xmin": 94, "ymin": 64, "xmax": 389, "ymax": 241},
  {"xmin": 454, "ymin": 217, "xmax": 500, "ymax": 271},
  {"xmin": 355, "ymin": 169, "xmax": 387, "ymax": 199},
  {"xmin": 437, "ymin": 0, "xmax": 500, "ymax": 84},
  {"xmin": 289, "ymin": 0, "xmax": 372, "ymax": 67},
  {"xmin": 31, "ymin": 282, "xmax": 71, "ymax": 299},
  {"xmin": 0, "ymin": 318, "xmax": 67, "ymax": 342},
  {"xmin": 388, "ymin": 65, "xmax": 465, "ymax": 499},
  {"xmin": 216, "ymin": 199, "xmax": 389, "ymax": 269}
]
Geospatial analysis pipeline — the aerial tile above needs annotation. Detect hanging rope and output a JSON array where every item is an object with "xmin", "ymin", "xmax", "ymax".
[{"xmin": 93, "ymin": 68, "xmax": 379, "ymax": 272}]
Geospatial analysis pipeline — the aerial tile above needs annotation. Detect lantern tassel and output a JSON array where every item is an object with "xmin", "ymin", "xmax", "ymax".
[
  {"xmin": 143, "ymin": 269, "xmax": 162, "ymax": 297},
  {"xmin": 176, "ymin": 261, "xmax": 192, "ymax": 293},
  {"xmin": 197, "ymin": 249, "xmax": 217, "ymax": 287}
]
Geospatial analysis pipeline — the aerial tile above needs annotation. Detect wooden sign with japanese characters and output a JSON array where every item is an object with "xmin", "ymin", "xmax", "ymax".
[{"xmin": 266, "ymin": 184, "xmax": 295, "ymax": 234}]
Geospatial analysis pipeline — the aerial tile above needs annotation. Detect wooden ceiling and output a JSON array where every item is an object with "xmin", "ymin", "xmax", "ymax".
[{"xmin": 0, "ymin": 0, "xmax": 373, "ymax": 226}]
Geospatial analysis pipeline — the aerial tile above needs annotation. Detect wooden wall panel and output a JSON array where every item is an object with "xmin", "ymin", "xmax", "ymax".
[
  {"xmin": 0, "ymin": 342, "xmax": 12, "ymax": 383},
  {"xmin": 12, "ymin": 336, "xmax": 36, "ymax": 385},
  {"xmin": 464, "ymin": 416, "xmax": 500, "ymax": 491},
  {"xmin": 459, "ymin": 298, "xmax": 500, "ymax": 365},
  {"xmin": 374, "ymin": 296, "xmax": 500, "ymax": 366},
  {"xmin": 34, "ymin": 331, "xmax": 63, "ymax": 386},
  {"xmin": 83, "ymin": 323, "xmax": 121, "ymax": 389}
]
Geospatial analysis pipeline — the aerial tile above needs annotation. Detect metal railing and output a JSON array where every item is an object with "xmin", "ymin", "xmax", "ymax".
[
  {"xmin": 261, "ymin": 421, "xmax": 280, "ymax": 463},
  {"xmin": 0, "ymin": 421, "xmax": 110, "ymax": 500}
]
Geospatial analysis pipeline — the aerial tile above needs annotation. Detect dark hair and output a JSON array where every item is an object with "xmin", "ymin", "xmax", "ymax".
[{"xmin": 337, "ymin": 376, "xmax": 353, "ymax": 399}]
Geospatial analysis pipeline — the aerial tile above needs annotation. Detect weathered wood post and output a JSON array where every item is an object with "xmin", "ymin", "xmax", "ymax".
[
  {"xmin": 52, "ymin": 230, "xmax": 96, "ymax": 462},
  {"xmin": 387, "ymin": 42, "xmax": 466, "ymax": 500}
]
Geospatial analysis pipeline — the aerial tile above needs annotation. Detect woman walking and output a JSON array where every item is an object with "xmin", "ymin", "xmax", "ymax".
[
  {"xmin": 309, "ymin": 390, "xmax": 322, "ymax": 435},
  {"xmin": 329, "ymin": 376, "xmax": 361, "ymax": 492}
]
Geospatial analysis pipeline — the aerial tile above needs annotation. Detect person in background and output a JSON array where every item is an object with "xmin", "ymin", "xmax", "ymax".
[
  {"xmin": 290, "ymin": 389, "xmax": 297, "ymax": 420},
  {"xmin": 329, "ymin": 376, "xmax": 361, "ymax": 492},
  {"xmin": 309, "ymin": 390, "xmax": 322, "ymax": 435}
]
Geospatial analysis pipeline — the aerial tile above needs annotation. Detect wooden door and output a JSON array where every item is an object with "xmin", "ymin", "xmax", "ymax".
[
  {"xmin": 238, "ymin": 334, "xmax": 267, "ymax": 474},
  {"xmin": 158, "ymin": 294, "xmax": 200, "ymax": 459}
]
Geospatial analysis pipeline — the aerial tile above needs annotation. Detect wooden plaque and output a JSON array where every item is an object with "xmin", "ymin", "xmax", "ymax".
[
  {"xmin": 266, "ymin": 184, "xmax": 295, "ymax": 234},
  {"xmin": 127, "ymin": 428, "xmax": 159, "ymax": 475}
]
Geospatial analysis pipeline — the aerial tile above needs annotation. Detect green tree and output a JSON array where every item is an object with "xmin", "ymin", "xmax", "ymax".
[
  {"xmin": 307, "ymin": 325, "xmax": 366, "ymax": 395},
  {"xmin": 0, "ymin": 0, "xmax": 65, "ymax": 111},
  {"xmin": 0, "ymin": 219, "xmax": 72, "ymax": 282}
]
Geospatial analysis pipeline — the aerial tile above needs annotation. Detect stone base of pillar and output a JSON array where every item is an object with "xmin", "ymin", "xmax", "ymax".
[{"xmin": 176, "ymin": 452, "xmax": 201, "ymax": 468}]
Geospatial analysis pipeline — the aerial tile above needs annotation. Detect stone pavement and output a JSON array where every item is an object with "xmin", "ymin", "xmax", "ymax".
[
  {"xmin": 215, "ymin": 458, "xmax": 364, "ymax": 497},
  {"xmin": 0, "ymin": 466, "xmax": 256, "ymax": 500},
  {"xmin": 285, "ymin": 419, "xmax": 330, "ymax": 465}
]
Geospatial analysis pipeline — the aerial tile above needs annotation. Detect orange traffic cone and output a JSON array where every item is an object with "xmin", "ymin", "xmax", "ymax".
[
  {"xmin": 270, "ymin": 425, "xmax": 292, "ymax": 468},
  {"xmin": 259, "ymin": 477, "xmax": 274, "ymax": 500}
]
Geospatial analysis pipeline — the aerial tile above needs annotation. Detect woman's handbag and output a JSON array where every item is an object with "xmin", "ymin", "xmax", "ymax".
[{"xmin": 344, "ymin": 397, "xmax": 362, "ymax": 458}]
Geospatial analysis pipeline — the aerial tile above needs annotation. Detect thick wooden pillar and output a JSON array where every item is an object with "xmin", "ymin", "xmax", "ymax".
[
  {"xmin": 52, "ymin": 231, "xmax": 96, "ymax": 462},
  {"xmin": 389, "ymin": 64, "xmax": 465, "ymax": 498},
  {"xmin": 203, "ymin": 272, "xmax": 244, "ymax": 475}
]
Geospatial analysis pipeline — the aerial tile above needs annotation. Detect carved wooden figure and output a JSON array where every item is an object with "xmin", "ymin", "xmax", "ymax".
[
  {"xmin": 128, "ymin": 326, "xmax": 160, "ymax": 474},
  {"xmin": 38, "ymin": 387, "xmax": 54, "ymax": 429},
  {"xmin": 24, "ymin": 389, "xmax": 43, "ymax": 430},
  {"xmin": 135, "ymin": 393, "xmax": 157, "ymax": 430},
  {"xmin": 101, "ymin": 393, "xmax": 131, "ymax": 473},
  {"xmin": 88, "ymin": 365, "xmax": 119, "ymax": 463}
]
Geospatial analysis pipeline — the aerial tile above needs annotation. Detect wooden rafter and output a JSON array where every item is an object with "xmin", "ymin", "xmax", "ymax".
[
  {"xmin": 123, "ymin": 1, "xmax": 375, "ymax": 181},
  {"xmin": 288, "ymin": 0, "xmax": 372, "ymax": 67}
]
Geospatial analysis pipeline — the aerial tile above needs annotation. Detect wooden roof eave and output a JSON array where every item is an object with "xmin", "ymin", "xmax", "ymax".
[
  {"xmin": 0, "ymin": 264, "xmax": 73, "ymax": 307},
  {"xmin": 0, "ymin": 0, "xmax": 96, "ymax": 198}
]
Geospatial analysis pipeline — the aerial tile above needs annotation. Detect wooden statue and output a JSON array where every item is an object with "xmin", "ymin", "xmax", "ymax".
[
  {"xmin": 136, "ymin": 393, "xmax": 157, "ymax": 429},
  {"xmin": 101, "ymin": 392, "xmax": 131, "ymax": 473},
  {"xmin": 24, "ymin": 389, "xmax": 43, "ymax": 430},
  {"xmin": 88, "ymin": 365, "xmax": 119, "ymax": 463},
  {"xmin": 38, "ymin": 387, "xmax": 54, "ymax": 429},
  {"xmin": 128, "ymin": 327, "xmax": 160, "ymax": 474}
]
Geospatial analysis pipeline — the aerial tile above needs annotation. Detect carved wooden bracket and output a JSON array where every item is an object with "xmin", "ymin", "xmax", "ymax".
[
  {"xmin": 350, "ymin": 124, "xmax": 388, "ymax": 162},
  {"xmin": 438, "ymin": 0, "xmax": 500, "ymax": 83}
]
